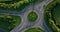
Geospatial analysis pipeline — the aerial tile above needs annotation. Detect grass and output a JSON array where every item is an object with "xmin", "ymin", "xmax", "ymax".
[
  {"xmin": 44, "ymin": 0, "xmax": 60, "ymax": 32},
  {"xmin": 52, "ymin": 4, "xmax": 60, "ymax": 27},
  {"xmin": 0, "ymin": 0, "xmax": 43, "ymax": 12},
  {"xmin": 27, "ymin": 11, "xmax": 38, "ymax": 22},
  {"xmin": 24, "ymin": 27, "xmax": 44, "ymax": 32},
  {"xmin": 0, "ymin": 0, "xmax": 20, "ymax": 4},
  {"xmin": 0, "ymin": 14, "xmax": 22, "ymax": 31}
]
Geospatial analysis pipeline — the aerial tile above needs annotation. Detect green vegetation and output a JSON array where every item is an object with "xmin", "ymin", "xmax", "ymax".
[
  {"xmin": 44, "ymin": 0, "xmax": 60, "ymax": 32},
  {"xmin": 0, "ymin": 0, "xmax": 43, "ymax": 12},
  {"xmin": 24, "ymin": 27, "xmax": 44, "ymax": 32},
  {"xmin": 0, "ymin": 0, "xmax": 20, "ymax": 4},
  {"xmin": 52, "ymin": 3, "xmax": 60, "ymax": 28},
  {"xmin": 0, "ymin": 14, "xmax": 22, "ymax": 31},
  {"xmin": 27, "ymin": 11, "xmax": 38, "ymax": 22}
]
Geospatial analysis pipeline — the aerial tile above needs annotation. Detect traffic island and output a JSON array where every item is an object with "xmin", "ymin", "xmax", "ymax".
[
  {"xmin": 44, "ymin": 0, "xmax": 60, "ymax": 32},
  {"xmin": 0, "ymin": 14, "xmax": 22, "ymax": 31},
  {"xmin": 27, "ymin": 11, "xmax": 38, "ymax": 22},
  {"xmin": 24, "ymin": 27, "xmax": 44, "ymax": 32}
]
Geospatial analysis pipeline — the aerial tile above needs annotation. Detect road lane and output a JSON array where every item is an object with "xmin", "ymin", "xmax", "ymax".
[{"xmin": 0, "ymin": 0, "xmax": 53, "ymax": 32}]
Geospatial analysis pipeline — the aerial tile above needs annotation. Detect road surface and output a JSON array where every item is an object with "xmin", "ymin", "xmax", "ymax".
[{"xmin": 0, "ymin": 0, "xmax": 53, "ymax": 32}]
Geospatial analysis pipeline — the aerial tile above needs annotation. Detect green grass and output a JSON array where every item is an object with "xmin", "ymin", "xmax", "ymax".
[
  {"xmin": 0, "ymin": 14, "xmax": 22, "ymax": 31},
  {"xmin": 27, "ymin": 11, "xmax": 38, "ymax": 22},
  {"xmin": 24, "ymin": 27, "xmax": 44, "ymax": 32}
]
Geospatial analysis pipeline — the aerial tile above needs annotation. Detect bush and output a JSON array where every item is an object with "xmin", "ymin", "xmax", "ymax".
[
  {"xmin": 0, "ymin": 0, "xmax": 43, "ymax": 12},
  {"xmin": 44, "ymin": 0, "xmax": 60, "ymax": 32}
]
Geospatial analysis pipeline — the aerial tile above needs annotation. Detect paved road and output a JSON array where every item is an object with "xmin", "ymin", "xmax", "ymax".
[
  {"xmin": 12, "ymin": 0, "xmax": 53, "ymax": 32},
  {"xmin": 20, "ymin": 0, "xmax": 53, "ymax": 32},
  {"xmin": 0, "ymin": 0, "xmax": 53, "ymax": 32}
]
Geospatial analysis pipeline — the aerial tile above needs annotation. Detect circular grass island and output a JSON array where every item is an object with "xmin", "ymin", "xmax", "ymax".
[
  {"xmin": 44, "ymin": 0, "xmax": 60, "ymax": 32},
  {"xmin": 0, "ymin": 14, "xmax": 22, "ymax": 32},
  {"xmin": 24, "ymin": 27, "xmax": 44, "ymax": 32},
  {"xmin": 27, "ymin": 11, "xmax": 38, "ymax": 22}
]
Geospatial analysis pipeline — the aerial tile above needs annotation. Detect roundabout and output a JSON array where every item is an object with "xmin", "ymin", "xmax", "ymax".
[{"xmin": 0, "ymin": 0, "xmax": 54, "ymax": 32}]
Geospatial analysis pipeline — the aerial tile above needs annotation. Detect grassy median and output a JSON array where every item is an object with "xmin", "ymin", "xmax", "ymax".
[{"xmin": 0, "ymin": 14, "xmax": 22, "ymax": 31}]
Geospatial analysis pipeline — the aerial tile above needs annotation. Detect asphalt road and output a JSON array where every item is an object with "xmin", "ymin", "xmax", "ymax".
[{"xmin": 0, "ymin": 0, "xmax": 53, "ymax": 32}]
